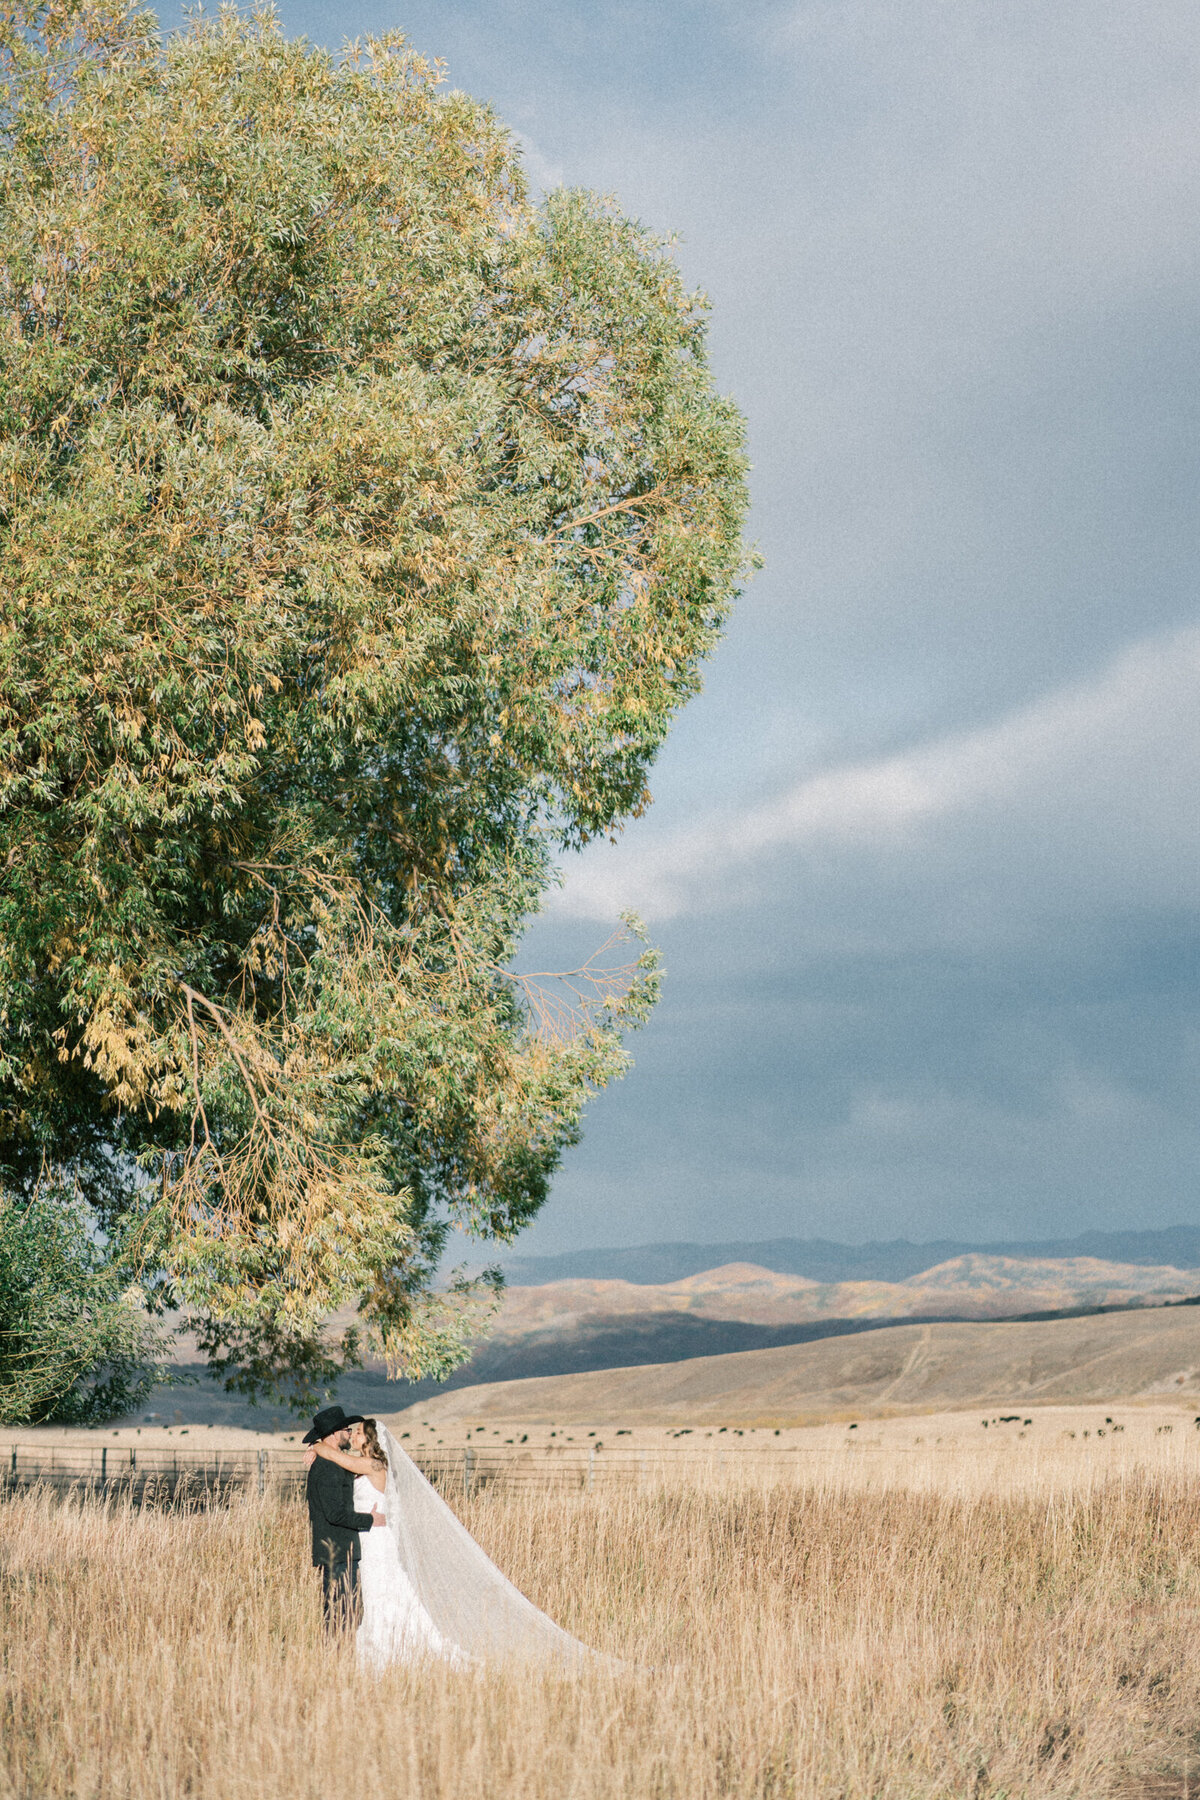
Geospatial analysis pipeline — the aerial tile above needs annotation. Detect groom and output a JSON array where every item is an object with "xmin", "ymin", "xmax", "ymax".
[{"xmin": 303, "ymin": 1403, "xmax": 386, "ymax": 1631}]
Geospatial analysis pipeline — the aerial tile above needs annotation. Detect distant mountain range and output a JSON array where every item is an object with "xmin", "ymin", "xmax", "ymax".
[{"xmin": 498, "ymin": 1226, "xmax": 1200, "ymax": 1287}]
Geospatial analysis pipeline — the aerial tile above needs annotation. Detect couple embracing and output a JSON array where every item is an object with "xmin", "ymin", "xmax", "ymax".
[
  {"xmin": 303, "ymin": 1403, "xmax": 458, "ymax": 1671},
  {"xmin": 301, "ymin": 1402, "xmax": 595, "ymax": 1674}
]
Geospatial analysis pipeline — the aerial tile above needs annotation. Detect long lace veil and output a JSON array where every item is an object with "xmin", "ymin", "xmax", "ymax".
[{"xmin": 378, "ymin": 1423, "xmax": 598, "ymax": 1669}]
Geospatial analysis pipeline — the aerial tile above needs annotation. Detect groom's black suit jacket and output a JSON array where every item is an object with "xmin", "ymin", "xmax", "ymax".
[{"xmin": 306, "ymin": 1458, "xmax": 376, "ymax": 1569}]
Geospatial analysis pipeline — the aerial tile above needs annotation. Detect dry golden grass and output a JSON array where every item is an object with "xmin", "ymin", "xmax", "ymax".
[{"xmin": 4, "ymin": 1440, "xmax": 1200, "ymax": 1799}]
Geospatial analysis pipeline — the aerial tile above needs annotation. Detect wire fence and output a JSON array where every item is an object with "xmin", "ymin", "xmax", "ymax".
[
  {"xmin": 1, "ymin": 1442, "xmax": 302, "ymax": 1505},
  {"xmin": 0, "ymin": 1440, "xmax": 824, "ymax": 1505}
]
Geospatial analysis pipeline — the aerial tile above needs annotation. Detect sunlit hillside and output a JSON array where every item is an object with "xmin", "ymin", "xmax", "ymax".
[{"xmin": 396, "ymin": 1303, "xmax": 1200, "ymax": 1429}]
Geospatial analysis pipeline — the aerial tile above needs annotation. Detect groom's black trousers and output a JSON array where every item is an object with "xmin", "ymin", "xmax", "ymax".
[{"xmin": 319, "ymin": 1552, "xmax": 362, "ymax": 1632}]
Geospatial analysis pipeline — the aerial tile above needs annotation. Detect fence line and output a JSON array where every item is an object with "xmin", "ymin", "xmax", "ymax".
[{"xmin": 0, "ymin": 1439, "xmax": 836, "ymax": 1503}]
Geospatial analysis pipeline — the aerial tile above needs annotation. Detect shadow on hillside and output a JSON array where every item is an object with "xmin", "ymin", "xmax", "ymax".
[{"xmin": 124, "ymin": 1311, "xmax": 994, "ymax": 1429}]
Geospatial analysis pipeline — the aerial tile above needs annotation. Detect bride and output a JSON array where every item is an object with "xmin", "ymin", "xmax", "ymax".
[{"xmin": 307, "ymin": 1417, "xmax": 593, "ymax": 1674}]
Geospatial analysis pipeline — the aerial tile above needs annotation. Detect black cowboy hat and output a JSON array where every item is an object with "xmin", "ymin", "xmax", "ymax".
[{"xmin": 302, "ymin": 1403, "xmax": 366, "ymax": 1445}]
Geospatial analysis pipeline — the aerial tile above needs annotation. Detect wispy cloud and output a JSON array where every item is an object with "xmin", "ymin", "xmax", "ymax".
[{"xmin": 554, "ymin": 625, "xmax": 1200, "ymax": 925}]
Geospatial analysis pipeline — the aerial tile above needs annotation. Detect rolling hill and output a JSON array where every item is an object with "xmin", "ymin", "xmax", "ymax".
[
  {"xmin": 494, "ymin": 1253, "xmax": 1197, "ymax": 1330},
  {"xmin": 392, "ymin": 1304, "xmax": 1200, "ymax": 1427}
]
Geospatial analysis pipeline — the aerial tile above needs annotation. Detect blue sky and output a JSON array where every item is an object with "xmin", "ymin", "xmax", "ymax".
[{"xmin": 167, "ymin": 1, "xmax": 1200, "ymax": 1251}]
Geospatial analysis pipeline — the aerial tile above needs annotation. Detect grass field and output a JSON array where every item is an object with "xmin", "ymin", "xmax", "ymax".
[{"xmin": 4, "ymin": 1423, "xmax": 1200, "ymax": 1799}]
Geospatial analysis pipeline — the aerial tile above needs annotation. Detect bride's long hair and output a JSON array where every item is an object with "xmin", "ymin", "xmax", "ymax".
[{"xmin": 360, "ymin": 1417, "xmax": 388, "ymax": 1468}]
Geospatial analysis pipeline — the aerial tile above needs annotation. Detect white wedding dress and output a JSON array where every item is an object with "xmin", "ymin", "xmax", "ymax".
[
  {"xmin": 351, "ymin": 1425, "xmax": 599, "ymax": 1674},
  {"xmin": 354, "ymin": 1473, "xmax": 465, "ymax": 1672}
]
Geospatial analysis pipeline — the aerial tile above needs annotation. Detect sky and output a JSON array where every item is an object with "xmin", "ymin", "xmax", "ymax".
[{"xmin": 165, "ymin": 0, "xmax": 1200, "ymax": 1253}]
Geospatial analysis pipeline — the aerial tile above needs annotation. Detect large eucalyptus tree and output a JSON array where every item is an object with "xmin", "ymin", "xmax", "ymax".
[{"xmin": 0, "ymin": 1, "xmax": 750, "ymax": 1405}]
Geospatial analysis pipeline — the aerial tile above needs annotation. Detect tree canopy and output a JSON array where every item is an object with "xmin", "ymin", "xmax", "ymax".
[{"xmin": 0, "ymin": 1, "xmax": 750, "ymax": 1406}]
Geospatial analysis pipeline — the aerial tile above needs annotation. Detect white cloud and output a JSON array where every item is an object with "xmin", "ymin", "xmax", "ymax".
[{"xmin": 553, "ymin": 623, "xmax": 1200, "ymax": 928}]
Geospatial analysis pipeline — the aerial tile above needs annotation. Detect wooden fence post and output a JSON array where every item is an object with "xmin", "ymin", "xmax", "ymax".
[
  {"xmin": 257, "ymin": 1449, "xmax": 266, "ymax": 1497},
  {"xmin": 463, "ymin": 1448, "xmax": 474, "ymax": 1498}
]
